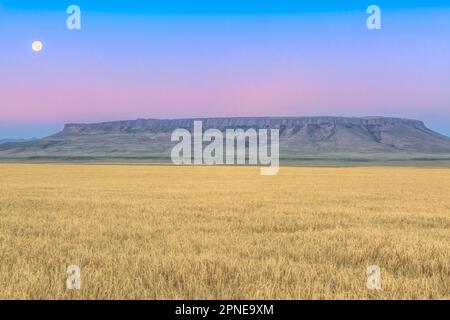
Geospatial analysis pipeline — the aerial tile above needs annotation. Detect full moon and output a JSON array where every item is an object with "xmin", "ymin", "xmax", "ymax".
[{"xmin": 32, "ymin": 41, "xmax": 43, "ymax": 52}]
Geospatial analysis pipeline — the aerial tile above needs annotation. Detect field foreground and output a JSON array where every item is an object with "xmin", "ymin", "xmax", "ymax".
[{"xmin": 0, "ymin": 164, "xmax": 449, "ymax": 299}]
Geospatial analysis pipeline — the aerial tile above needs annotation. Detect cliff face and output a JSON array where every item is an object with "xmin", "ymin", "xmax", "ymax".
[
  {"xmin": 57, "ymin": 116, "xmax": 429, "ymax": 135},
  {"xmin": 1, "ymin": 116, "xmax": 450, "ymax": 162}
]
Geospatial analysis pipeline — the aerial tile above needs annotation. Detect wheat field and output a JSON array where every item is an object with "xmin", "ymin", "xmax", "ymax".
[{"xmin": 0, "ymin": 164, "xmax": 449, "ymax": 299}]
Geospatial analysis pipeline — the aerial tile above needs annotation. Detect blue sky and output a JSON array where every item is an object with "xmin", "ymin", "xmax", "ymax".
[
  {"xmin": 1, "ymin": 1, "xmax": 449, "ymax": 138},
  {"xmin": 2, "ymin": 0, "xmax": 450, "ymax": 13}
]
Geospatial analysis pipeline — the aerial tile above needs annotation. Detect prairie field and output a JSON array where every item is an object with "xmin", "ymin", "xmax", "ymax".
[{"xmin": 0, "ymin": 164, "xmax": 449, "ymax": 299}]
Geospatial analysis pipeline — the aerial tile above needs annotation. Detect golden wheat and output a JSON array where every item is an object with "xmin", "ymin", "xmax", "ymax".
[{"xmin": 0, "ymin": 164, "xmax": 449, "ymax": 299}]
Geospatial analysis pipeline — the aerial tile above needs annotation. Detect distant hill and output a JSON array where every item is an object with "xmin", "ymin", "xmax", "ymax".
[
  {"xmin": 0, "ymin": 138, "xmax": 37, "ymax": 145},
  {"xmin": 1, "ymin": 117, "xmax": 450, "ymax": 164}
]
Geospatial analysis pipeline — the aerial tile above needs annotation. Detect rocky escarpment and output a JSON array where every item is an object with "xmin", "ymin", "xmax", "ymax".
[
  {"xmin": 56, "ymin": 116, "xmax": 429, "ymax": 135},
  {"xmin": 1, "ymin": 116, "xmax": 450, "ymax": 163}
]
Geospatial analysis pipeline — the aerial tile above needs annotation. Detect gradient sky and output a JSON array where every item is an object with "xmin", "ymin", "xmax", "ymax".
[{"xmin": 1, "ymin": 1, "xmax": 450, "ymax": 138}]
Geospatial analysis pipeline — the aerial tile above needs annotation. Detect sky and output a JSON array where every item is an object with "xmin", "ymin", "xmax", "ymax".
[{"xmin": 1, "ymin": 1, "xmax": 449, "ymax": 138}]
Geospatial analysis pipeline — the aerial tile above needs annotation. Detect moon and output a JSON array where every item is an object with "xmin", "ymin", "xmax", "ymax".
[{"xmin": 32, "ymin": 41, "xmax": 43, "ymax": 52}]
